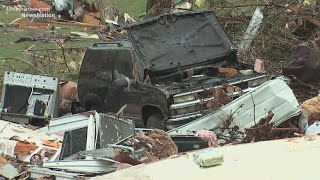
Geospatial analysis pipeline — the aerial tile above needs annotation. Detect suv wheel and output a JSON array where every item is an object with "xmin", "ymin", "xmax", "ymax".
[{"xmin": 146, "ymin": 113, "xmax": 165, "ymax": 130}]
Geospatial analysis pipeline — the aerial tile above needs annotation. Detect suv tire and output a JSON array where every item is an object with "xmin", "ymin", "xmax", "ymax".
[{"xmin": 146, "ymin": 113, "xmax": 165, "ymax": 130}]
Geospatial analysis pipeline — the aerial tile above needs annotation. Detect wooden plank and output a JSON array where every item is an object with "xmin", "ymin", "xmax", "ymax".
[
  {"xmin": 14, "ymin": 142, "xmax": 38, "ymax": 155},
  {"xmin": 12, "ymin": 22, "xmax": 50, "ymax": 28},
  {"xmin": 29, "ymin": 0, "xmax": 52, "ymax": 10},
  {"xmin": 91, "ymin": 135, "xmax": 320, "ymax": 180},
  {"xmin": 48, "ymin": 20, "xmax": 105, "ymax": 29}
]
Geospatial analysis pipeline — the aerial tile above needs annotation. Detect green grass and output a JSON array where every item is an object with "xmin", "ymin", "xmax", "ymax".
[
  {"xmin": 111, "ymin": 0, "xmax": 148, "ymax": 17},
  {"xmin": 0, "ymin": 0, "xmax": 148, "ymax": 81},
  {"xmin": 0, "ymin": 25, "xmax": 100, "ymax": 81}
]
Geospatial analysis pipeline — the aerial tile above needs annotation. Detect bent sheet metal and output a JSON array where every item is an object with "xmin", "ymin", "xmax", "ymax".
[{"xmin": 168, "ymin": 77, "xmax": 301, "ymax": 136}]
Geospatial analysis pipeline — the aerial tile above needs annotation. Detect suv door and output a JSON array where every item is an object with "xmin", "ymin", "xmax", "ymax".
[{"xmin": 104, "ymin": 49, "xmax": 145, "ymax": 126}]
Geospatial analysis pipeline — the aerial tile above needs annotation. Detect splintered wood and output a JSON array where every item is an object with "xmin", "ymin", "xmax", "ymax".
[{"xmin": 243, "ymin": 111, "xmax": 300, "ymax": 143}]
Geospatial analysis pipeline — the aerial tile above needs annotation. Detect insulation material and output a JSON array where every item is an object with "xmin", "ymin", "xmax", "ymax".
[{"xmin": 195, "ymin": 130, "xmax": 218, "ymax": 147}]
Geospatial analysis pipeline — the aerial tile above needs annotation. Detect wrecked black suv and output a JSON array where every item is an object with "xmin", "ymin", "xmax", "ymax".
[{"xmin": 78, "ymin": 11, "xmax": 267, "ymax": 130}]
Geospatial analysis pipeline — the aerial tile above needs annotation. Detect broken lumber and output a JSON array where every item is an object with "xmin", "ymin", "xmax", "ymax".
[
  {"xmin": 14, "ymin": 142, "xmax": 38, "ymax": 155},
  {"xmin": 12, "ymin": 22, "xmax": 49, "ymax": 28},
  {"xmin": 48, "ymin": 20, "xmax": 105, "ymax": 29}
]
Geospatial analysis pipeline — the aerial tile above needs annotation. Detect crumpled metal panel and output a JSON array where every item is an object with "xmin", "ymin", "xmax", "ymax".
[
  {"xmin": 29, "ymin": 167, "xmax": 83, "ymax": 180},
  {"xmin": 169, "ymin": 77, "xmax": 301, "ymax": 135},
  {"xmin": 99, "ymin": 114, "xmax": 135, "ymax": 148},
  {"xmin": 43, "ymin": 159, "xmax": 117, "ymax": 174},
  {"xmin": 127, "ymin": 11, "xmax": 236, "ymax": 74}
]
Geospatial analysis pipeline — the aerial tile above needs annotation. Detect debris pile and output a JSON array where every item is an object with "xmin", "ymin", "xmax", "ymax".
[
  {"xmin": 0, "ymin": 120, "xmax": 62, "ymax": 178},
  {"xmin": 169, "ymin": 77, "xmax": 302, "ymax": 146},
  {"xmin": 129, "ymin": 129, "xmax": 178, "ymax": 163},
  {"xmin": 0, "ymin": 0, "xmax": 319, "ymax": 178},
  {"xmin": 242, "ymin": 111, "xmax": 300, "ymax": 143}
]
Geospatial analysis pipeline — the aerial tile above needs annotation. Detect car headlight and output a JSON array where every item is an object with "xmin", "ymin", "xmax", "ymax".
[{"xmin": 173, "ymin": 94, "xmax": 196, "ymax": 104}]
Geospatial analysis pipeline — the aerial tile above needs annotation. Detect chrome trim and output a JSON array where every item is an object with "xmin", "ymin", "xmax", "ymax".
[
  {"xmin": 170, "ymin": 87, "xmax": 257, "ymax": 110},
  {"xmin": 168, "ymin": 113, "xmax": 203, "ymax": 122},
  {"xmin": 173, "ymin": 75, "xmax": 267, "ymax": 98},
  {"xmin": 170, "ymin": 97, "xmax": 214, "ymax": 110}
]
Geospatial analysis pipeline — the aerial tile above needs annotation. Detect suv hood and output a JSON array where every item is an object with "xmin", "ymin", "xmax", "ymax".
[{"xmin": 126, "ymin": 11, "xmax": 237, "ymax": 75}]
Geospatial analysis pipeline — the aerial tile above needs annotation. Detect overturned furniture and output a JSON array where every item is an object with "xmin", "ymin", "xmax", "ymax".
[{"xmin": 0, "ymin": 71, "xmax": 59, "ymax": 126}]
